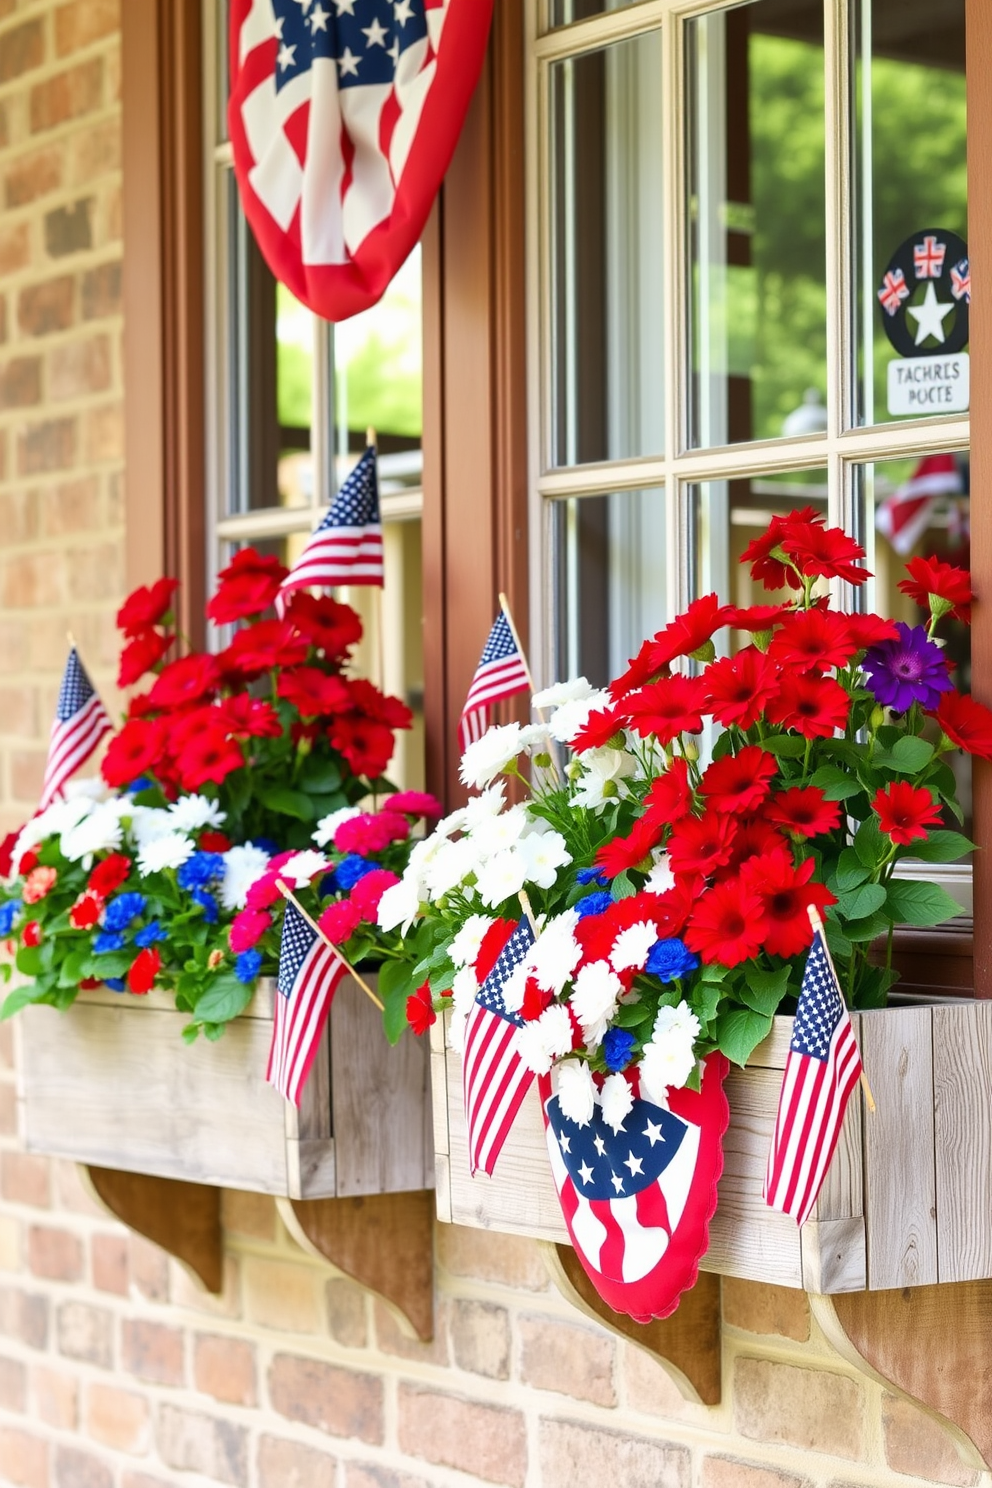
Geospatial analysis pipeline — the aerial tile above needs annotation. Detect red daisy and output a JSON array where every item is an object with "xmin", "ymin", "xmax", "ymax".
[
  {"xmin": 934, "ymin": 691, "xmax": 992, "ymax": 761},
  {"xmin": 176, "ymin": 728, "xmax": 244, "ymax": 790},
  {"xmin": 703, "ymin": 647, "xmax": 780, "ymax": 729},
  {"xmin": 699, "ymin": 746, "xmax": 778, "ymax": 814},
  {"xmin": 570, "ymin": 705, "xmax": 629, "ymax": 752},
  {"xmin": 147, "ymin": 654, "xmax": 220, "ymax": 710},
  {"xmin": 405, "ymin": 981, "xmax": 436, "ymax": 1036},
  {"xmin": 285, "ymin": 591, "xmax": 364, "ymax": 656},
  {"xmin": 872, "ymin": 781, "xmax": 943, "ymax": 846},
  {"xmin": 69, "ymin": 891, "xmax": 104, "ymax": 930},
  {"xmin": 116, "ymin": 577, "xmax": 179, "ymax": 635},
  {"xmin": 626, "ymin": 675, "xmax": 707, "ymax": 743},
  {"xmin": 206, "ymin": 548, "xmax": 289, "ymax": 624},
  {"xmin": 330, "ymin": 715, "xmax": 396, "ymax": 779},
  {"xmin": 575, "ymin": 891, "xmax": 675, "ymax": 962},
  {"xmin": 666, "ymin": 811, "xmax": 738, "ymax": 877},
  {"xmin": 347, "ymin": 678, "xmax": 414, "ymax": 729},
  {"xmin": 765, "ymin": 673, "xmax": 849, "ymax": 738},
  {"xmin": 723, "ymin": 602, "xmax": 794, "ymax": 633},
  {"xmin": 643, "ymin": 757, "xmax": 694, "ymax": 826},
  {"xmin": 647, "ymin": 594, "xmax": 731, "ymax": 669},
  {"xmin": 127, "ymin": 946, "xmax": 162, "ymax": 995},
  {"xmin": 722, "ymin": 817, "xmax": 790, "ymax": 872},
  {"xmin": 684, "ymin": 876, "xmax": 767, "ymax": 966},
  {"xmin": 764, "ymin": 787, "xmax": 842, "ymax": 839},
  {"xmin": 768, "ymin": 609, "xmax": 857, "ymax": 674},
  {"xmin": 741, "ymin": 852, "xmax": 836, "ymax": 958},
  {"xmin": 844, "ymin": 613, "xmax": 899, "ymax": 651},
  {"xmin": 277, "ymin": 667, "xmax": 352, "ymax": 718},
  {"xmin": 610, "ymin": 637, "xmax": 664, "ymax": 699},
  {"xmin": 898, "ymin": 555, "xmax": 973, "ymax": 624},
  {"xmin": 780, "ymin": 521, "xmax": 870, "ymax": 587},
  {"xmin": 594, "ymin": 815, "xmax": 665, "ymax": 880},
  {"xmin": 101, "ymin": 718, "xmax": 167, "ymax": 788},
  {"xmin": 89, "ymin": 854, "xmax": 132, "ymax": 896},
  {"xmin": 219, "ymin": 620, "xmax": 309, "ymax": 677},
  {"xmin": 217, "ymin": 695, "xmax": 283, "ymax": 739},
  {"xmin": 740, "ymin": 506, "xmax": 821, "ymax": 591},
  {"xmin": 118, "ymin": 628, "xmax": 173, "ymax": 688}
]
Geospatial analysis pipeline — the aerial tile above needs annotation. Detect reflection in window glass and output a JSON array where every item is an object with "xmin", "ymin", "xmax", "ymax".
[
  {"xmin": 854, "ymin": 1, "xmax": 967, "ymax": 426},
  {"xmin": 550, "ymin": 30, "xmax": 664, "ymax": 466},
  {"xmin": 553, "ymin": 490, "xmax": 667, "ymax": 687},
  {"xmin": 550, "ymin": 0, "xmax": 646, "ymax": 27},
  {"xmin": 687, "ymin": 0, "xmax": 826, "ymax": 449}
]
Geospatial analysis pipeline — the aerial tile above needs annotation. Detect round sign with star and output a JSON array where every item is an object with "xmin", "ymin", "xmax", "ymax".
[{"xmin": 877, "ymin": 229, "xmax": 970, "ymax": 357}]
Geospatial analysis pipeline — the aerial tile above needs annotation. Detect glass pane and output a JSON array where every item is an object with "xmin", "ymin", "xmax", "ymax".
[
  {"xmin": 550, "ymin": 0, "xmax": 648, "ymax": 27},
  {"xmin": 550, "ymin": 30, "xmax": 664, "ymax": 466},
  {"xmin": 552, "ymin": 488, "xmax": 667, "ymax": 687},
  {"xmin": 686, "ymin": 0, "xmax": 826, "ymax": 449},
  {"xmin": 853, "ymin": 1, "xmax": 967, "ymax": 426}
]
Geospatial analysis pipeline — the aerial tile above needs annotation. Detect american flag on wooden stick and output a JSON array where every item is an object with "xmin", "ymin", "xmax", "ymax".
[
  {"xmin": 39, "ymin": 648, "xmax": 112, "ymax": 812},
  {"xmin": 267, "ymin": 899, "xmax": 347, "ymax": 1106},
  {"xmin": 277, "ymin": 445, "xmax": 383, "ymax": 614},
  {"xmin": 459, "ymin": 611, "xmax": 531, "ymax": 753},
  {"xmin": 463, "ymin": 917, "xmax": 535, "ymax": 1177},
  {"xmin": 764, "ymin": 915, "xmax": 863, "ymax": 1226}
]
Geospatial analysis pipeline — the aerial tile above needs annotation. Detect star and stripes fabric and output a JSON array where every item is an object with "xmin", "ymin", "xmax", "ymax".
[
  {"xmin": 764, "ymin": 923, "xmax": 863, "ymax": 1226},
  {"xmin": 463, "ymin": 918, "xmax": 535, "ymax": 1177},
  {"xmin": 459, "ymin": 612, "xmax": 531, "ymax": 753},
  {"xmin": 38, "ymin": 648, "xmax": 113, "ymax": 812},
  {"xmin": 277, "ymin": 445, "xmax": 383, "ymax": 614},
  {"xmin": 875, "ymin": 451, "xmax": 963, "ymax": 556},
  {"xmin": 267, "ymin": 899, "xmax": 347, "ymax": 1105},
  {"xmin": 229, "ymin": 0, "xmax": 494, "ymax": 322}
]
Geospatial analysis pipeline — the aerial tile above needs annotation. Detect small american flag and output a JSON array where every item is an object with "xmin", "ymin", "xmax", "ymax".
[
  {"xmin": 764, "ymin": 917, "xmax": 863, "ymax": 1226},
  {"xmin": 39, "ymin": 648, "xmax": 112, "ymax": 812},
  {"xmin": 459, "ymin": 611, "xmax": 530, "ymax": 753},
  {"xmin": 463, "ymin": 918, "xmax": 535, "ymax": 1176},
  {"xmin": 267, "ymin": 899, "xmax": 346, "ymax": 1106},
  {"xmin": 278, "ymin": 445, "xmax": 383, "ymax": 613}
]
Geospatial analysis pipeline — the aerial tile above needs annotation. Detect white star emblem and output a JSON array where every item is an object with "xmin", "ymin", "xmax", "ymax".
[
  {"xmin": 388, "ymin": 38, "xmax": 400, "ymax": 63},
  {"xmin": 623, "ymin": 1151, "xmax": 644, "ymax": 1177},
  {"xmin": 559, "ymin": 1132, "xmax": 571, "ymax": 1155},
  {"xmin": 277, "ymin": 42, "xmax": 297, "ymax": 70},
  {"xmin": 643, "ymin": 1119, "xmax": 664, "ymax": 1146},
  {"xmin": 363, "ymin": 17, "xmax": 388, "ymax": 46},
  {"xmin": 310, "ymin": 2, "xmax": 329, "ymax": 30},
  {"xmin": 338, "ymin": 46, "xmax": 360, "ymax": 76},
  {"xmin": 610, "ymin": 1170, "xmax": 625, "ymax": 1194},
  {"xmin": 578, "ymin": 1161, "xmax": 594, "ymax": 1186},
  {"xmin": 274, "ymin": 15, "xmax": 285, "ymax": 37},
  {"xmin": 593, "ymin": 1134, "xmax": 606, "ymax": 1157},
  {"xmin": 334, "ymin": 0, "xmax": 356, "ymax": 12},
  {"xmin": 294, "ymin": 0, "xmax": 313, "ymax": 10},
  {"xmin": 906, "ymin": 281, "xmax": 955, "ymax": 347},
  {"xmin": 394, "ymin": 0, "xmax": 414, "ymax": 22}
]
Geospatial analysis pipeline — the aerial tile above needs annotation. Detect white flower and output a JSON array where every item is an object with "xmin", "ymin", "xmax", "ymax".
[
  {"xmin": 432, "ymin": 807, "xmax": 468, "ymax": 840},
  {"xmin": 376, "ymin": 876, "xmax": 422, "ymax": 933},
  {"xmin": 167, "ymin": 794, "xmax": 227, "ymax": 833},
  {"xmin": 556, "ymin": 1059, "xmax": 597, "ymax": 1127},
  {"xmin": 610, "ymin": 921, "xmax": 658, "ymax": 975},
  {"xmin": 459, "ymin": 724, "xmax": 525, "ymax": 790},
  {"xmin": 312, "ymin": 806, "xmax": 362, "ymax": 848},
  {"xmin": 11, "ymin": 799, "xmax": 85, "ymax": 873},
  {"xmin": 515, "ymin": 1003, "xmax": 574, "ymax": 1075},
  {"xmin": 470, "ymin": 803, "xmax": 529, "ymax": 860},
  {"xmin": 532, "ymin": 677, "xmax": 596, "ymax": 710},
  {"xmin": 449, "ymin": 914, "xmax": 495, "ymax": 969},
  {"xmin": 600, "ymin": 1071, "xmax": 635, "ymax": 1133},
  {"xmin": 645, "ymin": 853, "xmax": 675, "ymax": 895},
  {"xmin": 451, "ymin": 964, "xmax": 479, "ymax": 1015},
  {"xmin": 571, "ymin": 747, "xmax": 638, "ymax": 810},
  {"xmin": 64, "ymin": 777, "xmax": 110, "ymax": 801},
  {"xmin": 423, "ymin": 837, "xmax": 480, "ymax": 898},
  {"xmin": 474, "ymin": 848, "xmax": 528, "ymax": 909},
  {"xmin": 137, "ymin": 832, "xmax": 196, "ymax": 875},
  {"xmin": 519, "ymin": 723, "xmax": 552, "ymax": 751},
  {"xmin": 570, "ymin": 960, "xmax": 622, "ymax": 1047},
  {"xmin": 652, "ymin": 1000, "xmax": 702, "ymax": 1045},
  {"xmin": 547, "ymin": 691, "xmax": 612, "ymax": 745},
  {"xmin": 463, "ymin": 783, "xmax": 506, "ymax": 829},
  {"xmin": 280, "ymin": 850, "xmax": 330, "ymax": 887},
  {"xmin": 517, "ymin": 829, "xmax": 571, "ymax": 890},
  {"xmin": 219, "ymin": 843, "xmax": 271, "ymax": 910},
  {"xmin": 639, "ymin": 1000, "xmax": 701, "ymax": 1102},
  {"xmin": 60, "ymin": 804, "xmax": 124, "ymax": 863},
  {"xmin": 527, "ymin": 910, "xmax": 581, "ymax": 994},
  {"xmin": 128, "ymin": 805, "xmax": 174, "ymax": 849}
]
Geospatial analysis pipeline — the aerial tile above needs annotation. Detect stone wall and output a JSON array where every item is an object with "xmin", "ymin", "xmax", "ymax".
[{"xmin": 0, "ymin": 3, "xmax": 980, "ymax": 1486}]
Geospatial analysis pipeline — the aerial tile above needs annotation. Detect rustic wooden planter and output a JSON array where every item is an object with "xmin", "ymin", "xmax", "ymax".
[
  {"xmin": 431, "ymin": 999, "xmax": 992, "ymax": 1294},
  {"xmin": 18, "ymin": 977, "xmax": 433, "ymax": 1201}
]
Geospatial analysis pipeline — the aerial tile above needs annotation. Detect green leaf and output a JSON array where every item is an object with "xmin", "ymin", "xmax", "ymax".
[
  {"xmin": 809, "ymin": 764, "xmax": 863, "ymax": 801},
  {"xmin": 854, "ymin": 817, "xmax": 887, "ymax": 870},
  {"xmin": 300, "ymin": 759, "xmax": 343, "ymax": 794},
  {"xmin": 905, "ymin": 830, "xmax": 976, "ymax": 864},
  {"xmin": 875, "ymin": 736, "xmax": 935, "ymax": 774},
  {"xmin": 192, "ymin": 973, "xmax": 253, "ymax": 1025},
  {"xmin": 378, "ymin": 958, "xmax": 417, "ymax": 1046},
  {"xmin": 0, "ymin": 984, "xmax": 48, "ymax": 1020},
  {"xmin": 738, "ymin": 964, "xmax": 790, "ymax": 1018},
  {"xmin": 15, "ymin": 946, "xmax": 42, "ymax": 978},
  {"xmin": 611, "ymin": 870, "xmax": 638, "ymax": 901},
  {"xmin": 181, "ymin": 1023, "xmax": 200, "ymax": 1044},
  {"xmin": 58, "ymin": 949, "xmax": 92, "ymax": 989},
  {"xmin": 885, "ymin": 878, "xmax": 962, "ymax": 928},
  {"xmin": 84, "ymin": 950, "xmax": 133, "ymax": 979},
  {"xmin": 834, "ymin": 882, "xmax": 887, "ymax": 920},
  {"xmin": 824, "ymin": 918, "xmax": 852, "ymax": 961},
  {"xmin": 844, "ymin": 910, "xmax": 892, "ymax": 943},
  {"xmin": 761, "ymin": 735, "xmax": 806, "ymax": 759},
  {"xmin": 715, "ymin": 1007, "xmax": 774, "ymax": 1067},
  {"xmin": 835, "ymin": 848, "xmax": 869, "ymax": 892},
  {"xmin": 257, "ymin": 785, "xmax": 316, "ymax": 822}
]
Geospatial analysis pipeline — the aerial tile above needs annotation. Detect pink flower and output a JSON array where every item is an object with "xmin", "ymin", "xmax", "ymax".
[
  {"xmin": 386, "ymin": 791, "xmax": 443, "ymax": 819},
  {"xmin": 318, "ymin": 899, "xmax": 362, "ymax": 946},
  {"xmin": 334, "ymin": 811, "xmax": 409, "ymax": 855},
  {"xmin": 23, "ymin": 866, "xmax": 57, "ymax": 904},
  {"xmin": 229, "ymin": 908, "xmax": 272, "ymax": 953},
  {"xmin": 350, "ymin": 868, "xmax": 400, "ymax": 920},
  {"xmin": 245, "ymin": 873, "xmax": 285, "ymax": 911}
]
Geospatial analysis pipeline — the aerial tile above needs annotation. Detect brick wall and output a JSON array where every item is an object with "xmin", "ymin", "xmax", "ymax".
[{"xmin": 0, "ymin": 3, "xmax": 980, "ymax": 1486}]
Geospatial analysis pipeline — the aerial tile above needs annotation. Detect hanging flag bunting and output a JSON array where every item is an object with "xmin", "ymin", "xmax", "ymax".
[
  {"xmin": 229, "ymin": 0, "xmax": 494, "ymax": 322},
  {"xmin": 875, "ymin": 452, "xmax": 963, "ymax": 556},
  {"xmin": 39, "ymin": 648, "xmax": 113, "ymax": 812}
]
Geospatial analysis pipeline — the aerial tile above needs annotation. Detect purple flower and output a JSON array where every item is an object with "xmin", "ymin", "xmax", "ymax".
[{"xmin": 862, "ymin": 622, "xmax": 954, "ymax": 713}]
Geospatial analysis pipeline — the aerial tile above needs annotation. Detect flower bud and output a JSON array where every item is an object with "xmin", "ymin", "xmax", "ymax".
[
  {"xmin": 681, "ymin": 738, "xmax": 700, "ymax": 763},
  {"xmin": 207, "ymin": 948, "xmax": 224, "ymax": 970},
  {"xmin": 601, "ymin": 779, "xmax": 618, "ymax": 798},
  {"xmin": 869, "ymin": 705, "xmax": 886, "ymax": 732},
  {"xmin": 533, "ymin": 752, "xmax": 552, "ymax": 769}
]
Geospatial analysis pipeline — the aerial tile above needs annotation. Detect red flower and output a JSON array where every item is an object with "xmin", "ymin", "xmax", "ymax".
[
  {"xmin": 934, "ymin": 691, "xmax": 992, "ymax": 760},
  {"xmin": 593, "ymin": 816, "xmax": 665, "ymax": 879},
  {"xmin": 199, "ymin": 831, "xmax": 233, "ymax": 853},
  {"xmin": 349, "ymin": 868, "xmax": 401, "ymax": 920},
  {"xmin": 128, "ymin": 946, "xmax": 162, "ymax": 995},
  {"xmin": 176, "ymin": 729, "xmax": 244, "ymax": 790},
  {"xmin": 18, "ymin": 849, "xmax": 38, "ymax": 875},
  {"xmin": 147, "ymin": 655, "xmax": 220, "ymax": 709},
  {"xmin": 643, "ymin": 757, "xmax": 694, "ymax": 826},
  {"xmin": 844, "ymin": 613, "xmax": 899, "ymax": 651},
  {"xmin": 570, "ymin": 705, "xmax": 628, "ymax": 752},
  {"xmin": 330, "ymin": 716, "xmax": 395, "ymax": 779},
  {"xmin": 406, "ymin": 981, "xmax": 436, "ymax": 1036},
  {"xmin": 118, "ymin": 629, "xmax": 173, "ymax": 688},
  {"xmin": 229, "ymin": 908, "xmax": 272, "ymax": 952},
  {"xmin": 218, "ymin": 620, "xmax": 309, "ymax": 677},
  {"xmin": 873, "ymin": 781, "xmax": 943, "ymax": 846},
  {"xmin": 318, "ymin": 899, "xmax": 362, "ymax": 945},
  {"xmin": 626, "ymin": 675, "xmax": 707, "ymax": 743},
  {"xmin": 277, "ymin": 667, "xmax": 352, "ymax": 718},
  {"xmin": 217, "ymin": 695, "xmax": 282, "ymax": 739},
  {"xmin": 385, "ymin": 791, "xmax": 443, "ymax": 819},
  {"xmin": 521, "ymin": 979, "xmax": 555, "ymax": 1023},
  {"xmin": 764, "ymin": 787, "xmax": 842, "ymax": 839},
  {"xmin": 611, "ymin": 637, "xmax": 664, "ymax": 698},
  {"xmin": 206, "ymin": 548, "xmax": 289, "ymax": 624},
  {"xmin": 898, "ymin": 555, "xmax": 973, "ymax": 624},
  {"xmin": 740, "ymin": 506, "xmax": 821, "ymax": 591},
  {"xmin": 22, "ymin": 921, "xmax": 42, "ymax": 948},
  {"xmin": 117, "ymin": 578, "xmax": 179, "ymax": 635},
  {"xmin": 0, "ymin": 828, "xmax": 21, "ymax": 879},
  {"xmin": 245, "ymin": 874, "xmax": 285, "ymax": 912},
  {"xmin": 667, "ymin": 811, "xmax": 738, "ymax": 877},
  {"xmin": 685, "ymin": 877, "xmax": 767, "ymax": 966},
  {"xmin": 768, "ymin": 609, "xmax": 857, "ymax": 674},
  {"xmin": 781, "ymin": 521, "xmax": 870, "ymax": 586},
  {"xmin": 89, "ymin": 854, "xmax": 132, "ymax": 896},
  {"xmin": 741, "ymin": 852, "xmax": 836, "ymax": 958},
  {"xmin": 101, "ymin": 719, "xmax": 167, "ymax": 788},
  {"xmin": 703, "ymin": 647, "xmax": 780, "ymax": 729},
  {"xmin": 766, "ymin": 673, "xmax": 849, "ymax": 738},
  {"xmin": 646, "ymin": 594, "xmax": 731, "ymax": 670},
  {"xmin": 334, "ymin": 811, "xmax": 409, "ymax": 855},
  {"xmin": 285, "ymin": 592, "xmax": 364, "ymax": 657},
  {"xmin": 724, "ymin": 603, "xmax": 794, "ymax": 632},
  {"xmin": 575, "ymin": 891, "xmax": 678, "ymax": 961},
  {"xmin": 723, "ymin": 817, "xmax": 790, "ymax": 872},
  {"xmin": 699, "ymin": 747, "xmax": 778, "ymax": 815},
  {"xmin": 347, "ymin": 678, "xmax": 413, "ymax": 730},
  {"xmin": 23, "ymin": 866, "xmax": 57, "ymax": 903}
]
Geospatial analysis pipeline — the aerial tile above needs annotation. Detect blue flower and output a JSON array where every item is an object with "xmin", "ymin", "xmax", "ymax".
[
  {"xmin": 603, "ymin": 1027, "xmax": 637, "ymax": 1072},
  {"xmin": 0, "ymin": 900, "xmax": 22, "ymax": 936},
  {"xmin": 235, "ymin": 949, "xmax": 262, "ymax": 984},
  {"xmin": 576, "ymin": 892, "xmax": 612, "ymax": 919},
  {"xmin": 318, "ymin": 873, "xmax": 337, "ymax": 899},
  {"xmin": 577, "ymin": 868, "xmax": 609, "ymax": 887},
  {"xmin": 862, "ymin": 621, "xmax": 955, "ymax": 713},
  {"xmin": 253, "ymin": 837, "xmax": 280, "ymax": 856},
  {"xmin": 104, "ymin": 978, "xmax": 126, "ymax": 992},
  {"xmin": 127, "ymin": 776, "xmax": 153, "ymax": 793},
  {"xmin": 93, "ymin": 930, "xmax": 126, "ymax": 954},
  {"xmin": 192, "ymin": 888, "xmax": 219, "ymax": 924},
  {"xmin": 334, "ymin": 855, "xmax": 377, "ymax": 891},
  {"xmin": 134, "ymin": 921, "xmax": 167, "ymax": 948},
  {"xmin": 103, "ymin": 893, "xmax": 147, "ymax": 932},
  {"xmin": 646, "ymin": 937, "xmax": 699, "ymax": 984},
  {"xmin": 177, "ymin": 852, "xmax": 226, "ymax": 891}
]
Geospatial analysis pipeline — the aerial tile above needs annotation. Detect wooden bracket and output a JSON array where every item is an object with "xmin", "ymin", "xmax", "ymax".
[
  {"xmin": 542, "ymin": 1243, "xmax": 722, "ymax": 1405},
  {"xmin": 812, "ymin": 1286, "xmax": 992, "ymax": 1474},
  {"xmin": 278, "ymin": 1190, "xmax": 435, "ymax": 1342},
  {"xmin": 84, "ymin": 1166, "xmax": 223, "ymax": 1293}
]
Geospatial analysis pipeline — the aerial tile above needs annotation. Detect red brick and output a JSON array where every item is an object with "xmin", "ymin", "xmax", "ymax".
[
  {"xmin": 0, "ymin": 359, "xmax": 41, "ymax": 411},
  {"xmin": 31, "ymin": 1365, "xmax": 77, "ymax": 1429},
  {"xmin": 84, "ymin": 401, "xmax": 123, "ymax": 462},
  {"xmin": 518, "ymin": 1313, "xmax": 615, "ymax": 1404},
  {"xmin": 0, "ymin": 1427, "xmax": 48, "ymax": 1488},
  {"xmin": 70, "ymin": 120, "xmax": 120, "ymax": 183},
  {"xmin": 122, "ymin": 1320, "xmax": 184, "ymax": 1386},
  {"xmin": 0, "ymin": 19, "xmax": 45, "ymax": 84},
  {"xmin": 81, "ymin": 261, "xmax": 121, "ymax": 320},
  {"xmin": 45, "ymin": 199, "xmax": 93, "ymax": 258},
  {"xmin": 56, "ymin": 1301, "xmax": 112, "ymax": 1367},
  {"xmin": 723, "ymin": 1279, "xmax": 810, "ymax": 1342},
  {"xmin": 40, "ymin": 476, "xmax": 100, "ymax": 538},
  {"xmin": 49, "ymin": 336, "xmax": 111, "ymax": 401},
  {"xmin": 733, "ymin": 1358, "xmax": 864, "ymax": 1459},
  {"xmin": 538, "ymin": 1419, "xmax": 690, "ymax": 1488},
  {"xmin": 30, "ymin": 59, "xmax": 104, "ymax": 134},
  {"xmin": 0, "ymin": 1082, "xmax": 16, "ymax": 1135},
  {"xmin": 437, "ymin": 1223, "xmax": 548, "ymax": 1289},
  {"xmin": 882, "ymin": 1393, "xmax": 979, "ymax": 1486},
  {"xmin": 373, "ymin": 1297, "xmax": 447, "ymax": 1364},
  {"xmin": 326, "ymin": 1278, "xmax": 367, "ymax": 1348},
  {"xmin": 5, "ymin": 148, "xmax": 63, "ymax": 209},
  {"xmin": 0, "ymin": 224, "xmax": 30, "ymax": 276},
  {"xmin": 128, "ymin": 1235, "xmax": 169, "ymax": 1301},
  {"xmin": 54, "ymin": 1446, "xmax": 111, "ymax": 1488},
  {"xmin": 345, "ymin": 1470, "xmax": 434, "ymax": 1488},
  {"xmin": 257, "ymin": 1437, "xmax": 338, "ymax": 1488},
  {"xmin": 0, "ymin": 1354, "xmax": 26, "ymax": 1410},
  {"xmin": 17, "ymin": 418, "xmax": 77, "ymax": 476},
  {"xmin": 701, "ymin": 1461, "xmax": 809, "ymax": 1488},
  {"xmin": 0, "ymin": 1288, "xmax": 48, "ymax": 1350},
  {"xmin": 91, "ymin": 1234, "xmax": 127, "ymax": 1295},
  {"xmin": 0, "ymin": 494, "xmax": 39, "ymax": 547},
  {"xmin": 87, "ymin": 1382, "xmax": 151, "ymax": 1455},
  {"xmin": 28, "ymin": 1226, "xmax": 82, "ymax": 1281},
  {"xmin": 194, "ymin": 1334, "xmax": 256, "ymax": 1407},
  {"xmin": 55, "ymin": 0, "xmax": 120, "ymax": 56},
  {"xmin": 54, "ymin": 1160, "xmax": 105, "ymax": 1217},
  {"xmin": 449, "ymin": 1298, "xmax": 509, "ymax": 1379},
  {"xmin": 397, "ymin": 1385, "xmax": 526, "ymax": 1486},
  {"xmin": 1, "ymin": 1153, "xmax": 50, "ymax": 1208},
  {"xmin": 269, "ymin": 1354, "xmax": 383, "ymax": 1445},
  {"xmin": 156, "ymin": 1405, "xmax": 248, "ymax": 1487},
  {"xmin": 18, "ymin": 277, "xmax": 75, "ymax": 337}
]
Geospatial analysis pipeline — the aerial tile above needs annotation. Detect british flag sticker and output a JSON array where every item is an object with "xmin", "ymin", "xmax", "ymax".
[{"xmin": 878, "ymin": 228, "xmax": 970, "ymax": 418}]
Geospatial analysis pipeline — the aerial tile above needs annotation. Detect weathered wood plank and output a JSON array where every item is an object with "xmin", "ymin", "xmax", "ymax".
[
  {"xmin": 801, "ymin": 1217, "xmax": 867, "ymax": 1294},
  {"xmin": 933, "ymin": 1001, "xmax": 992, "ymax": 1283},
  {"xmin": 860, "ymin": 1006, "xmax": 938, "ymax": 1290}
]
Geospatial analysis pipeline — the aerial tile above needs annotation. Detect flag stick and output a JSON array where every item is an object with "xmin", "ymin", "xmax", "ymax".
[
  {"xmin": 518, "ymin": 889, "xmax": 539, "ymax": 937},
  {"xmin": 366, "ymin": 426, "xmax": 387, "ymax": 695},
  {"xmin": 497, "ymin": 590, "xmax": 541, "ymax": 711},
  {"xmin": 66, "ymin": 630, "xmax": 77, "ymax": 651},
  {"xmin": 808, "ymin": 907, "xmax": 875, "ymax": 1112},
  {"xmin": 276, "ymin": 880, "xmax": 385, "ymax": 1012}
]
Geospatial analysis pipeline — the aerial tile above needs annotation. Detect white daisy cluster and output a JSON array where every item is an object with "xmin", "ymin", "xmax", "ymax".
[{"xmin": 532, "ymin": 678, "xmax": 646, "ymax": 812}]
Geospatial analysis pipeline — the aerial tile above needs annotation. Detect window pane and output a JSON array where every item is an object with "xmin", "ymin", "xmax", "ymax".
[
  {"xmin": 686, "ymin": 0, "xmax": 826, "ymax": 449},
  {"xmin": 550, "ymin": 0, "xmax": 648, "ymax": 27},
  {"xmin": 550, "ymin": 30, "xmax": 664, "ymax": 466},
  {"xmin": 552, "ymin": 488, "xmax": 667, "ymax": 687},
  {"xmin": 853, "ymin": 1, "xmax": 967, "ymax": 426}
]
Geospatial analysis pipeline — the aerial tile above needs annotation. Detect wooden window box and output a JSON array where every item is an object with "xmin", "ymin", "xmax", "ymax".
[
  {"xmin": 431, "ymin": 997, "xmax": 992, "ymax": 1294},
  {"xmin": 17, "ymin": 979, "xmax": 433, "ymax": 1201}
]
